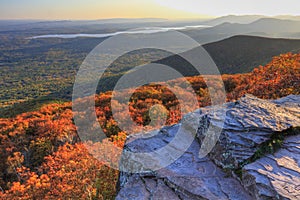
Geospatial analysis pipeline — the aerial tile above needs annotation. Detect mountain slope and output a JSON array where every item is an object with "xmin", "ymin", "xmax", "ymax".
[
  {"xmin": 203, "ymin": 35, "xmax": 300, "ymax": 73},
  {"xmin": 157, "ymin": 35, "xmax": 300, "ymax": 75}
]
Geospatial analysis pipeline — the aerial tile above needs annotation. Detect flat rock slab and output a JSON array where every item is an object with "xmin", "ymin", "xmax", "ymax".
[
  {"xmin": 200, "ymin": 94, "xmax": 300, "ymax": 169},
  {"xmin": 242, "ymin": 134, "xmax": 300, "ymax": 199},
  {"xmin": 117, "ymin": 95, "xmax": 300, "ymax": 199},
  {"xmin": 117, "ymin": 124, "xmax": 252, "ymax": 200}
]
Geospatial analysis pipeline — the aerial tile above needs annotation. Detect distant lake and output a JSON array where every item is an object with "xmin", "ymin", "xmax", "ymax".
[{"xmin": 29, "ymin": 25, "xmax": 210, "ymax": 39}]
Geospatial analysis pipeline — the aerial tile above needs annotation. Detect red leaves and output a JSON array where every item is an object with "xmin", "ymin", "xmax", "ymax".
[
  {"xmin": 230, "ymin": 53, "xmax": 300, "ymax": 99},
  {"xmin": 2, "ymin": 143, "xmax": 119, "ymax": 199}
]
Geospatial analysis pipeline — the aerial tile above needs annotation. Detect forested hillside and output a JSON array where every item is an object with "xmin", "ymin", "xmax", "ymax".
[
  {"xmin": 0, "ymin": 53, "xmax": 299, "ymax": 199},
  {"xmin": 1, "ymin": 34, "xmax": 300, "ymax": 117}
]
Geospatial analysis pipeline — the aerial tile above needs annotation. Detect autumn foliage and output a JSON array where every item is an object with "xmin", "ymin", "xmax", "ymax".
[{"xmin": 0, "ymin": 53, "xmax": 299, "ymax": 199}]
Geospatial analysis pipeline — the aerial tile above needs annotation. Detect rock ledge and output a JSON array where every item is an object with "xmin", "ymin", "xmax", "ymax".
[{"xmin": 117, "ymin": 95, "xmax": 300, "ymax": 200}]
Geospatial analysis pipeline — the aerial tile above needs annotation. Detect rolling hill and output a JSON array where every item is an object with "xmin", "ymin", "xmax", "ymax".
[
  {"xmin": 203, "ymin": 35, "xmax": 300, "ymax": 73},
  {"xmin": 156, "ymin": 35, "xmax": 300, "ymax": 75}
]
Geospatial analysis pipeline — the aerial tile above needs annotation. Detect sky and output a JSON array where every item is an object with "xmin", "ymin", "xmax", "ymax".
[{"xmin": 0, "ymin": 0, "xmax": 299, "ymax": 20}]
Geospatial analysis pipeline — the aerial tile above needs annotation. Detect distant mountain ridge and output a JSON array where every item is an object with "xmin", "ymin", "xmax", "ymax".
[
  {"xmin": 203, "ymin": 15, "xmax": 265, "ymax": 26},
  {"xmin": 203, "ymin": 15, "xmax": 300, "ymax": 26},
  {"xmin": 184, "ymin": 18, "xmax": 300, "ymax": 44}
]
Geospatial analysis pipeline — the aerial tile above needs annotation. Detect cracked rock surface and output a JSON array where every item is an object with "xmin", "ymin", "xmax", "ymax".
[
  {"xmin": 242, "ymin": 134, "xmax": 300, "ymax": 200},
  {"xmin": 203, "ymin": 94, "xmax": 300, "ymax": 169},
  {"xmin": 116, "ymin": 95, "xmax": 300, "ymax": 200},
  {"xmin": 117, "ymin": 125, "xmax": 252, "ymax": 200}
]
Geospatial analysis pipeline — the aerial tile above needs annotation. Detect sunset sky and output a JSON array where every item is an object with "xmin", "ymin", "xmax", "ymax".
[{"xmin": 0, "ymin": 0, "xmax": 299, "ymax": 20}]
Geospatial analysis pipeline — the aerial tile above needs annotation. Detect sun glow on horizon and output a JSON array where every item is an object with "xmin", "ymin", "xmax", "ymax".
[
  {"xmin": 154, "ymin": 0, "xmax": 300, "ymax": 16},
  {"xmin": 153, "ymin": 0, "xmax": 300, "ymax": 16},
  {"xmin": 0, "ymin": 0, "xmax": 299, "ymax": 20},
  {"xmin": 0, "ymin": 0, "xmax": 210, "ymax": 20}
]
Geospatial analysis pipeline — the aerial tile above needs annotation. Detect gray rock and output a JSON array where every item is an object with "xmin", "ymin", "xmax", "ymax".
[
  {"xmin": 118, "ymin": 125, "xmax": 252, "ymax": 200},
  {"xmin": 116, "ymin": 95, "xmax": 300, "ymax": 200},
  {"xmin": 243, "ymin": 135, "xmax": 300, "ymax": 200},
  {"xmin": 200, "ymin": 94, "xmax": 300, "ymax": 169}
]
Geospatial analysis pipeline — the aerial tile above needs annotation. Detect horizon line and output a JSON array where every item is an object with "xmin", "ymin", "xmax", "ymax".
[{"xmin": 1, "ymin": 14, "xmax": 300, "ymax": 21}]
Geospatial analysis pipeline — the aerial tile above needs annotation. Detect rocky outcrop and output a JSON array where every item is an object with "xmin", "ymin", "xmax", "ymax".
[
  {"xmin": 202, "ymin": 94, "xmax": 300, "ymax": 170},
  {"xmin": 117, "ymin": 95, "xmax": 300, "ymax": 200},
  {"xmin": 243, "ymin": 134, "xmax": 300, "ymax": 199},
  {"xmin": 117, "ymin": 124, "xmax": 252, "ymax": 200}
]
